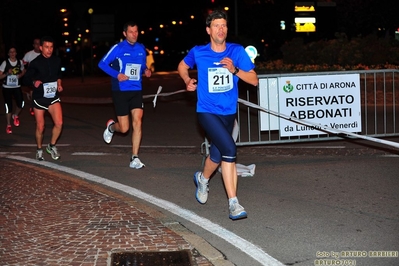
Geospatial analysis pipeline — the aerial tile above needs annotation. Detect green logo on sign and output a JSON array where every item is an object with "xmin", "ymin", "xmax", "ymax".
[{"xmin": 283, "ymin": 80, "xmax": 293, "ymax": 93}]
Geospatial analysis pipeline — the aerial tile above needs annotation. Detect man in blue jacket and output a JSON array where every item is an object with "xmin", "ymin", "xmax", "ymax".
[{"xmin": 98, "ymin": 21, "xmax": 152, "ymax": 169}]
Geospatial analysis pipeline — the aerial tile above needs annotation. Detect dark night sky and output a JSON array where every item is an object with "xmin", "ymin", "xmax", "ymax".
[
  {"xmin": 1, "ymin": 0, "xmax": 219, "ymax": 54},
  {"xmin": 0, "ymin": 0, "xmax": 398, "ymax": 61}
]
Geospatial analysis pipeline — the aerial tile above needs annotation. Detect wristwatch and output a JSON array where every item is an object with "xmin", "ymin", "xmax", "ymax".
[{"xmin": 233, "ymin": 66, "xmax": 239, "ymax": 75}]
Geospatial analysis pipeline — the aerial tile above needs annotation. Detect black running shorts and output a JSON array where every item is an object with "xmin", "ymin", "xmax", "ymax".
[
  {"xmin": 33, "ymin": 97, "xmax": 61, "ymax": 110},
  {"xmin": 111, "ymin": 90, "xmax": 143, "ymax": 116}
]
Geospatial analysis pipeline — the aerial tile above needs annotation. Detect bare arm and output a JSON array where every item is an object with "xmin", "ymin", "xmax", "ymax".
[
  {"xmin": 235, "ymin": 69, "xmax": 258, "ymax": 87},
  {"xmin": 18, "ymin": 67, "xmax": 26, "ymax": 79},
  {"xmin": 220, "ymin": 57, "xmax": 259, "ymax": 86},
  {"xmin": 57, "ymin": 79, "xmax": 63, "ymax": 92},
  {"xmin": 177, "ymin": 60, "xmax": 197, "ymax": 91}
]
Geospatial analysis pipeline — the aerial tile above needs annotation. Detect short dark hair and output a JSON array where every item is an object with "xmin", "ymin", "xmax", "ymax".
[
  {"xmin": 206, "ymin": 10, "xmax": 228, "ymax": 27},
  {"xmin": 7, "ymin": 47, "xmax": 17, "ymax": 54},
  {"xmin": 123, "ymin": 21, "xmax": 138, "ymax": 32},
  {"xmin": 40, "ymin": 36, "xmax": 54, "ymax": 46}
]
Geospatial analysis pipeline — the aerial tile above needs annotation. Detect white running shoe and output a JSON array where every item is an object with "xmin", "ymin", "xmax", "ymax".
[
  {"xmin": 36, "ymin": 149, "xmax": 44, "ymax": 161},
  {"xmin": 130, "ymin": 157, "xmax": 145, "ymax": 169},
  {"xmin": 103, "ymin": 119, "xmax": 115, "ymax": 144},
  {"xmin": 229, "ymin": 199, "xmax": 247, "ymax": 220},
  {"xmin": 46, "ymin": 144, "xmax": 60, "ymax": 160},
  {"xmin": 194, "ymin": 171, "xmax": 209, "ymax": 204}
]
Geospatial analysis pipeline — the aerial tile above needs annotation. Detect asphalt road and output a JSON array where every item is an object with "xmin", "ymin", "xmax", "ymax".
[{"xmin": 1, "ymin": 72, "xmax": 399, "ymax": 266}]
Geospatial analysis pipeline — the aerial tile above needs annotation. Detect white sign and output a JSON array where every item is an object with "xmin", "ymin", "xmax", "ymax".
[{"xmin": 278, "ymin": 74, "xmax": 362, "ymax": 136}]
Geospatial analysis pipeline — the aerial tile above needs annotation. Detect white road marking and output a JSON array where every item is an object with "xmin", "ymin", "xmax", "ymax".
[
  {"xmin": 0, "ymin": 152, "xmax": 30, "ymax": 155},
  {"xmin": 11, "ymin": 144, "xmax": 71, "ymax": 147},
  {"xmin": 9, "ymin": 144, "xmax": 196, "ymax": 149},
  {"xmin": 378, "ymin": 154, "xmax": 399, "ymax": 157},
  {"xmin": 6, "ymin": 155, "xmax": 284, "ymax": 266},
  {"xmin": 71, "ymin": 152, "xmax": 114, "ymax": 156},
  {"xmin": 10, "ymin": 143, "xmax": 344, "ymax": 149},
  {"xmin": 112, "ymin": 145, "xmax": 197, "ymax": 148},
  {"xmin": 251, "ymin": 145, "xmax": 346, "ymax": 149}
]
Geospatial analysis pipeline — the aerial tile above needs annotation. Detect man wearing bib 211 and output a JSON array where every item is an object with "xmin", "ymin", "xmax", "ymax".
[{"xmin": 177, "ymin": 10, "xmax": 259, "ymax": 220}]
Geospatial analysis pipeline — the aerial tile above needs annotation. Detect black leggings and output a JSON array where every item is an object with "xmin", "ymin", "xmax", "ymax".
[
  {"xmin": 197, "ymin": 112, "xmax": 236, "ymax": 163},
  {"xmin": 2, "ymin": 87, "xmax": 24, "ymax": 113}
]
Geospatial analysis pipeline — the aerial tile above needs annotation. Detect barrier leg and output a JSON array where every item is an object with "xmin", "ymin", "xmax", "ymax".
[{"xmin": 200, "ymin": 137, "xmax": 210, "ymax": 167}]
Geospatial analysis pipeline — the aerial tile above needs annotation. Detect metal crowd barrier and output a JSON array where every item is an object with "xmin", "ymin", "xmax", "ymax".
[{"xmin": 201, "ymin": 69, "xmax": 399, "ymax": 159}]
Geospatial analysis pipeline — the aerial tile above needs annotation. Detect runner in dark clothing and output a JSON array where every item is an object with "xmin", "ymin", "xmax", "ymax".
[
  {"xmin": 23, "ymin": 36, "xmax": 63, "ymax": 161},
  {"xmin": 0, "ymin": 47, "xmax": 26, "ymax": 134}
]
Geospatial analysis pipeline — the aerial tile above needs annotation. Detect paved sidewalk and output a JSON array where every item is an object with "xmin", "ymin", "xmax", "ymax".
[
  {"xmin": 0, "ymin": 159, "xmax": 229, "ymax": 266},
  {"xmin": 1, "ymin": 74, "xmax": 235, "ymax": 266}
]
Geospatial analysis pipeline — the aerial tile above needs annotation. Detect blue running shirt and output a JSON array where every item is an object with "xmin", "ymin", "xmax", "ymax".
[
  {"xmin": 98, "ymin": 40, "xmax": 147, "ymax": 92},
  {"xmin": 183, "ymin": 43, "xmax": 255, "ymax": 115}
]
